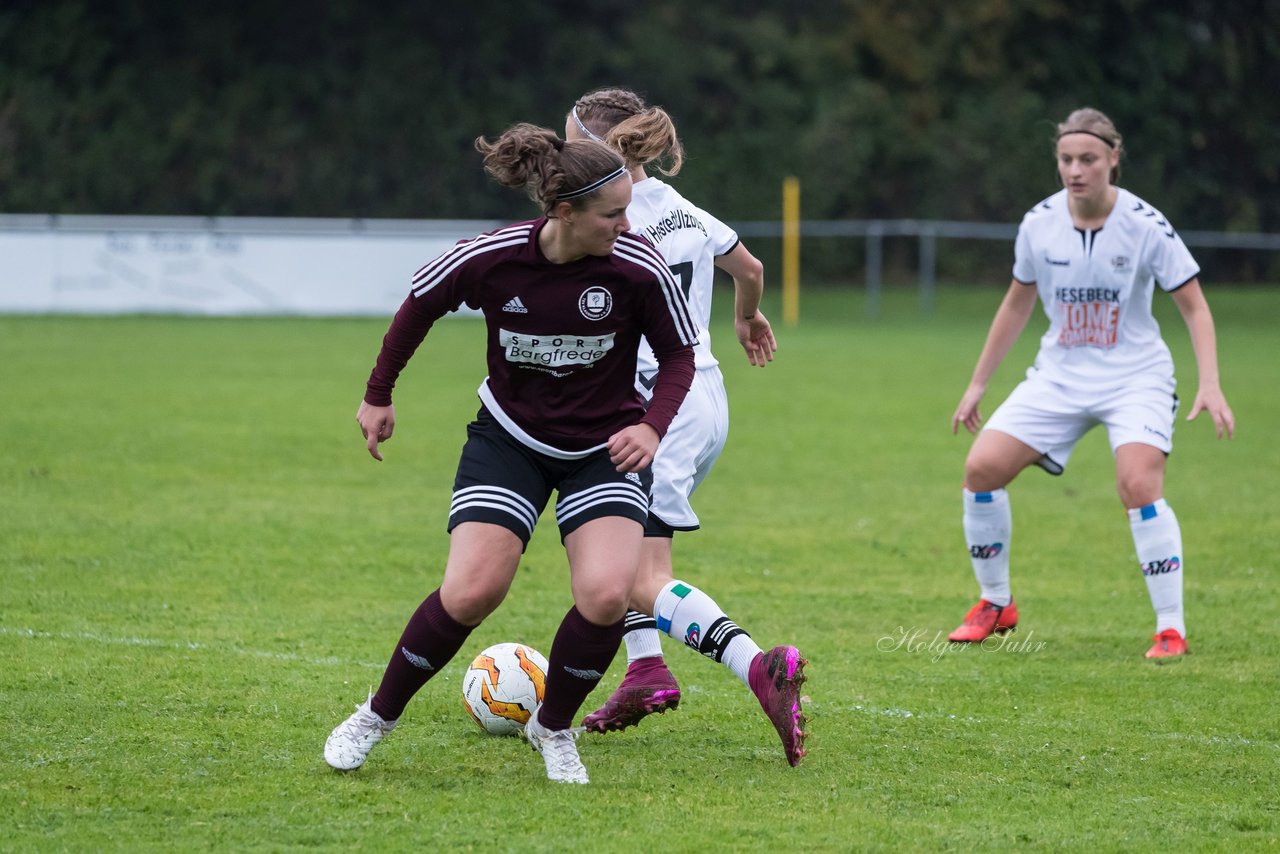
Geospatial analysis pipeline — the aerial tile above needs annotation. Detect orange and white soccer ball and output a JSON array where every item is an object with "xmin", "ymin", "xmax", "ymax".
[{"xmin": 461, "ymin": 642, "xmax": 549, "ymax": 736}]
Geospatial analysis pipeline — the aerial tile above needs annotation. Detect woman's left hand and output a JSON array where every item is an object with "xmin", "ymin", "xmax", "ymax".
[
  {"xmin": 1187, "ymin": 386, "xmax": 1236, "ymax": 439},
  {"xmin": 736, "ymin": 311, "xmax": 778, "ymax": 367},
  {"xmin": 607, "ymin": 423, "xmax": 660, "ymax": 472}
]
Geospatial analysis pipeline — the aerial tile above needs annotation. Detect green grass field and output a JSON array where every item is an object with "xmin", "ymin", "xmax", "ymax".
[{"xmin": 3, "ymin": 285, "xmax": 1278, "ymax": 852}]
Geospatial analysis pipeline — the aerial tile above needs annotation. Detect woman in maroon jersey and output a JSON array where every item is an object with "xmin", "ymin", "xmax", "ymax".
[{"xmin": 324, "ymin": 123, "xmax": 697, "ymax": 784}]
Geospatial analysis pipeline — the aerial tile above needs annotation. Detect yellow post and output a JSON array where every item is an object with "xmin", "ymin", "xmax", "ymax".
[{"xmin": 782, "ymin": 176, "xmax": 800, "ymax": 326}]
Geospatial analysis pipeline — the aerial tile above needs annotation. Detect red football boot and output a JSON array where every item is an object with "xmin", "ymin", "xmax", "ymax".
[
  {"xmin": 1145, "ymin": 628, "xmax": 1189, "ymax": 660},
  {"xmin": 948, "ymin": 599, "xmax": 1018, "ymax": 642}
]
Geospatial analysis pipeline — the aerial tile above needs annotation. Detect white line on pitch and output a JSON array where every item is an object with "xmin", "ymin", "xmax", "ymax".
[{"xmin": 1, "ymin": 625, "xmax": 384, "ymax": 670}]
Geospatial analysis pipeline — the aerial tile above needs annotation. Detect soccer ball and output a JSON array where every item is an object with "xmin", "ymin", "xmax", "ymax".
[{"xmin": 461, "ymin": 642, "xmax": 549, "ymax": 736}]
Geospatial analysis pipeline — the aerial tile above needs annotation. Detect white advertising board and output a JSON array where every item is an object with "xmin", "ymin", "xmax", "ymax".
[{"xmin": 0, "ymin": 216, "xmax": 500, "ymax": 316}]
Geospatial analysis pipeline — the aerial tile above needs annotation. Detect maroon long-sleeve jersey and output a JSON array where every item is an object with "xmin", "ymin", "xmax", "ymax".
[{"xmin": 365, "ymin": 218, "xmax": 698, "ymax": 456}]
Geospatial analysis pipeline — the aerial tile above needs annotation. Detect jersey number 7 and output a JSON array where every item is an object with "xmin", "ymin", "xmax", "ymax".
[{"xmin": 669, "ymin": 261, "xmax": 694, "ymax": 302}]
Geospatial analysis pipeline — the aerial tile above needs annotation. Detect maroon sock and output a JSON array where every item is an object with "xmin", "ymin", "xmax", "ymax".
[
  {"xmin": 370, "ymin": 589, "xmax": 472, "ymax": 721},
  {"xmin": 537, "ymin": 606, "xmax": 624, "ymax": 730}
]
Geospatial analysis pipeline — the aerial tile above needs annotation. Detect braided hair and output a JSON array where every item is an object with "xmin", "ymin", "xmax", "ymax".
[{"xmin": 571, "ymin": 88, "xmax": 685, "ymax": 177}]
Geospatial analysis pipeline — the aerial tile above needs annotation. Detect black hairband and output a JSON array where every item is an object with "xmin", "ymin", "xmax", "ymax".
[{"xmin": 1058, "ymin": 129, "xmax": 1117, "ymax": 149}]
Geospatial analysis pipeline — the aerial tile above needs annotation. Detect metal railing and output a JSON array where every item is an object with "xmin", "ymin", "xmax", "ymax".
[{"xmin": 731, "ymin": 219, "xmax": 1280, "ymax": 316}]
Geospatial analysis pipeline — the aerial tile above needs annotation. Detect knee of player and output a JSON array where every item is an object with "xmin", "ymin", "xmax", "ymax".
[
  {"xmin": 573, "ymin": 584, "xmax": 632, "ymax": 625},
  {"xmin": 1116, "ymin": 474, "xmax": 1162, "ymax": 509},
  {"xmin": 441, "ymin": 580, "xmax": 510, "ymax": 625},
  {"xmin": 627, "ymin": 566, "xmax": 670, "ymax": 615},
  {"xmin": 963, "ymin": 455, "xmax": 1009, "ymax": 493}
]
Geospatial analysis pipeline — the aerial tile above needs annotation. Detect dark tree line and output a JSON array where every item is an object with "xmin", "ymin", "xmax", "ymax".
[{"xmin": 2, "ymin": 0, "xmax": 1278, "ymax": 277}]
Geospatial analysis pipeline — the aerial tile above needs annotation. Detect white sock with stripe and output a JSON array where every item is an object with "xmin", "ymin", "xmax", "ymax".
[
  {"xmin": 1128, "ymin": 498, "xmax": 1185, "ymax": 637},
  {"xmin": 963, "ymin": 488, "xmax": 1012, "ymax": 607},
  {"xmin": 653, "ymin": 580, "xmax": 762, "ymax": 686},
  {"xmin": 619, "ymin": 611, "xmax": 664, "ymax": 663}
]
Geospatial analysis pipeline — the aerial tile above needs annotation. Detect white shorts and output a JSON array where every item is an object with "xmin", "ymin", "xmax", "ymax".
[
  {"xmin": 641, "ymin": 366, "xmax": 729, "ymax": 530},
  {"xmin": 984, "ymin": 370, "xmax": 1178, "ymax": 475}
]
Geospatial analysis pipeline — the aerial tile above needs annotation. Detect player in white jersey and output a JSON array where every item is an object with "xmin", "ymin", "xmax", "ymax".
[
  {"xmin": 565, "ymin": 88, "xmax": 808, "ymax": 765},
  {"xmin": 949, "ymin": 108, "xmax": 1235, "ymax": 659}
]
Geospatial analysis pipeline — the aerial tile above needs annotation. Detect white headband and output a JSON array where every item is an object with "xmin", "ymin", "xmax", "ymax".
[{"xmin": 570, "ymin": 106, "xmax": 605, "ymax": 142}]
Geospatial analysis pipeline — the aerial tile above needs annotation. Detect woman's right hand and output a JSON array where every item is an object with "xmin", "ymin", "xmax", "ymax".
[
  {"xmin": 951, "ymin": 385, "xmax": 986, "ymax": 435},
  {"xmin": 357, "ymin": 401, "xmax": 395, "ymax": 460}
]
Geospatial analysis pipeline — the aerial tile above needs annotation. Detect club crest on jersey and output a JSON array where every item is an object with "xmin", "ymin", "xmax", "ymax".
[
  {"xmin": 1111, "ymin": 255, "xmax": 1132, "ymax": 273},
  {"xmin": 579, "ymin": 287, "xmax": 613, "ymax": 320}
]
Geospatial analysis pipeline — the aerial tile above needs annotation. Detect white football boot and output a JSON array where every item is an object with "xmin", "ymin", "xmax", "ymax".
[
  {"xmin": 324, "ymin": 694, "xmax": 398, "ymax": 771},
  {"xmin": 523, "ymin": 709, "xmax": 589, "ymax": 784}
]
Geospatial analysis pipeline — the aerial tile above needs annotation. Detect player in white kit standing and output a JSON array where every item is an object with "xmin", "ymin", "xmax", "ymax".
[
  {"xmin": 565, "ymin": 88, "xmax": 808, "ymax": 765},
  {"xmin": 949, "ymin": 107, "xmax": 1235, "ymax": 659}
]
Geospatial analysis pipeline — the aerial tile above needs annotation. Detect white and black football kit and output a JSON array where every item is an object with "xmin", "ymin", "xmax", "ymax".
[
  {"xmin": 985, "ymin": 187, "xmax": 1200, "ymax": 473},
  {"xmin": 626, "ymin": 177, "xmax": 741, "ymax": 533}
]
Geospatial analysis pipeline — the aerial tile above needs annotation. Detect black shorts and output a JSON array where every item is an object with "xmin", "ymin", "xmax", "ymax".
[{"xmin": 448, "ymin": 409, "xmax": 653, "ymax": 549}]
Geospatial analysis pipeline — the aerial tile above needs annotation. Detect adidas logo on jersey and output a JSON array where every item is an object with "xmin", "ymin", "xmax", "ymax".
[
  {"xmin": 624, "ymin": 471, "xmax": 642, "ymax": 486},
  {"xmin": 502, "ymin": 296, "xmax": 529, "ymax": 314}
]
